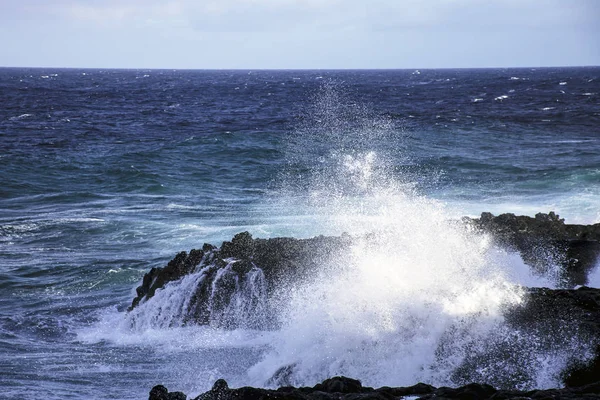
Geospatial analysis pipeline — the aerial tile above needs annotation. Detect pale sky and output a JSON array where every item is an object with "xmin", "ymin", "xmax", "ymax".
[{"xmin": 1, "ymin": 0, "xmax": 599, "ymax": 69}]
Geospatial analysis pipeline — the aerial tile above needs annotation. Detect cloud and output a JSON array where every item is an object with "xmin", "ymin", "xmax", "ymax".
[
  {"xmin": 4, "ymin": 0, "xmax": 598, "ymax": 34},
  {"xmin": 0, "ymin": 0, "xmax": 598, "ymax": 68}
]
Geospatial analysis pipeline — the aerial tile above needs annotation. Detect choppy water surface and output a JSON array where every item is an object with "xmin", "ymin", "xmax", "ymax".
[{"xmin": 1, "ymin": 67, "xmax": 599, "ymax": 399}]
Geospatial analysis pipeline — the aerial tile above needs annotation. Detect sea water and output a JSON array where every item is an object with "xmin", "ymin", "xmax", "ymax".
[{"xmin": 1, "ymin": 67, "xmax": 600, "ymax": 399}]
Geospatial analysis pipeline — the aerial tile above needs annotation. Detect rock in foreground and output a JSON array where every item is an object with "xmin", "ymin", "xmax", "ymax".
[
  {"xmin": 150, "ymin": 376, "xmax": 600, "ymax": 400},
  {"xmin": 138, "ymin": 212, "xmax": 600, "ymax": 396}
]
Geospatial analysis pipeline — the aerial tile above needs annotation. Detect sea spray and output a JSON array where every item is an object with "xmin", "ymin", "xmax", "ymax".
[
  {"xmin": 117, "ymin": 257, "xmax": 269, "ymax": 331},
  {"xmin": 79, "ymin": 83, "xmax": 598, "ymax": 395},
  {"xmin": 246, "ymin": 86, "xmax": 592, "ymax": 389},
  {"xmin": 247, "ymin": 181, "xmax": 525, "ymax": 388}
]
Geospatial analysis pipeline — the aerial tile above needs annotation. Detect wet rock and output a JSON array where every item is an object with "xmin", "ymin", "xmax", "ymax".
[
  {"xmin": 193, "ymin": 379, "xmax": 230, "ymax": 400},
  {"xmin": 564, "ymin": 345, "xmax": 600, "ymax": 388},
  {"xmin": 375, "ymin": 382, "xmax": 435, "ymax": 397},
  {"xmin": 137, "ymin": 214, "xmax": 600, "ymax": 393},
  {"xmin": 149, "ymin": 385, "xmax": 187, "ymax": 400},
  {"xmin": 130, "ymin": 233, "xmax": 352, "ymax": 314},
  {"xmin": 131, "ymin": 248, "xmax": 207, "ymax": 310},
  {"xmin": 134, "ymin": 213, "xmax": 600, "ymax": 316},
  {"xmin": 467, "ymin": 212, "xmax": 600, "ymax": 287},
  {"xmin": 422, "ymin": 383, "xmax": 497, "ymax": 400},
  {"xmin": 155, "ymin": 377, "xmax": 600, "ymax": 400},
  {"xmin": 220, "ymin": 232, "xmax": 255, "ymax": 260},
  {"xmin": 504, "ymin": 286, "xmax": 600, "ymax": 388},
  {"xmin": 313, "ymin": 376, "xmax": 363, "ymax": 393}
]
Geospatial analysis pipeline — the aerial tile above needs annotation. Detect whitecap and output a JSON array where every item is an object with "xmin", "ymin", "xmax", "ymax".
[{"xmin": 9, "ymin": 113, "xmax": 33, "ymax": 121}]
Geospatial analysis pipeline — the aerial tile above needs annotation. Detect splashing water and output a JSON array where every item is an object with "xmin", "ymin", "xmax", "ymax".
[
  {"xmin": 247, "ymin": 185, "xmax": 588, "ymax": 388},
  {"xmin": 245, "ymin": 86, "xmax": 590, "ymax": 389},
  {"xmin": 247, "ymin": 165, "xmax": 524, "ymax": 388},
  {"xmin": 83, "ymin": 85, "xmax": 595, "ymax": 393}
]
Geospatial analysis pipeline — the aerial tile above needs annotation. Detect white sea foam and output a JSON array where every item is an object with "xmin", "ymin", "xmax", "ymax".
[
  {"xmin": 9, "ymin": 113, "xmax": 33, "ymax": 121},
  {"xmin": 83, "ymin": 85, "xmax": 597, "ymax": 392},
  {"xmin": 587, "ymin": 261, "xmax": 600, "ymax": 288},
  {"xmin": 246, "ymin": 161, "xmax": 578, "ymax": 388},
  {"xmin": 242, "ymin": 88, "xmax": 594, "ymax": 389}
]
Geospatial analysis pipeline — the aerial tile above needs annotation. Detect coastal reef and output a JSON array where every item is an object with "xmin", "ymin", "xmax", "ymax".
[
  {"xmin": 150, "ymin": 375, "xmax": 600, "ymax": 400},
  {"xmin": 133, "ymin": 212, "xmax": 600, "ymax": 398}
]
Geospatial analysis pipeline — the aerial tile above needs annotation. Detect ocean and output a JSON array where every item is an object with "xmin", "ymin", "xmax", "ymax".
[{"xmin": 1, "ymin": 67, "xmax": 599, "ymax": 399}]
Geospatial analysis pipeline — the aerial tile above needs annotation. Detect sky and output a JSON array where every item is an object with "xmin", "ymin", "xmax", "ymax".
[{"xmin": 0, "ymin": 0, "xmax": 599, "ymax": 69}]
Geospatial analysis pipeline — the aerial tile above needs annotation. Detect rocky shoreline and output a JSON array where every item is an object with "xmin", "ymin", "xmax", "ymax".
[
  {"xmin": 135, "ymin": 212, "xmax": 600, "ymax": 399},
  {"xmin": 150, "ymin": 375, "xmax": 600, "ymax": 400}
]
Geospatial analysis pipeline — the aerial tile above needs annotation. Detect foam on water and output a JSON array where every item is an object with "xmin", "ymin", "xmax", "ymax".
[
  {"xmin": 79, "ymin": 84, "xmax": 598, "ymax": 394},
  {"xmin": 588, "ymin": 262, "xmax": 600, "ymax": 288},
  {"xmin": 244, "ymin": 88, "xmax": 594, "ymax": 389},
  {"xmin": 246, "ymin": 153, "xmax": 577, "ymax": 389}
]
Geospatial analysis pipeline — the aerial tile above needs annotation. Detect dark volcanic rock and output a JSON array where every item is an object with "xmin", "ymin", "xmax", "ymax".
[
  {"xmin": 133, "ymin": 212, "xmax": 600, "ymax": 315},
  {"xmin": 137, "ymin": 213, "xmax": 600, "ymax": 393},
  {"xmin": 131, "ymin": 247, "xmax": 210, "ymax": 310},
  {"xmin": 313, "ymin": 376, "xmax": 364, "ymax": 393},
  {"xmin": 505, "ymin": 286, "xmax": 600, "ymax": 388},
  {"xmin": 466, "ymin": 212, "xmax": 600, "ymax": 287},
  {"xmin": 149, "ymin": 384, "xmax": 187, "ymax": 400},
  {"xmin": 565, "ymin": 345, "xmax": 600, "ymax": 388},
  {"xmin": 156, "ymin": 377, "xmax": 600, "ymax": 400},
  {"xmin": 130, "ymin": 232, "xmax": 352, "ymax": 313}
]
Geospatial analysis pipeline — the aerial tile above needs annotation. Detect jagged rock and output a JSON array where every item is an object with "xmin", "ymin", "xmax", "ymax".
[
  {"xmin": 155, "ymin": 377, "xmax": 600, "ymax": 400},
  {"xmin": 131, "ymin": 248, "xmax": 208, "ymax": 310},
  {"xmin": 467, "ymin": 212, "xmax": 600, "ymax": 287},
  {"xmin": 375, "ymin": 382, "xmax": 436, "ymax": 397},
  {"xmin": 313, "ymin": 376, "xmax": 363, "ymax": 393},
  {"xmin": 193, "ymin": 379, "xmax": 229, "ymax": 400},
  {"xmin": 149, "ymin": 384, "xmax": 187, "ymax": 400},
  {"xmin": 136, "ymin": 214, "xmax": 600, "ymax": 392},
  {"xmin": 564, "ymin": 345, "xmax": 600, "ymax": 388},
  {"xmin": 503, "ymin": 286, "xmax": 600, "ymax": 388},
  {"xmin": 130, "ymin": 232, "xmax": 352, "ymax": 314},
  {"xmin": 134, "ymin": 213, "xmax": 600, "ymax": 315}
]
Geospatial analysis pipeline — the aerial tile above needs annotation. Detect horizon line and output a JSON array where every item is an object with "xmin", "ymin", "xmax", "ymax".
[{"xmin": 1, "ymin": 65, "xmax": 599, "ymax": 71}]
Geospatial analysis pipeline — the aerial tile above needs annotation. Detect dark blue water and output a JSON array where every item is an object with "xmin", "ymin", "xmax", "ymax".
[{"xmin": 1, "ymin": 67, "xmax": 599, "ymax": 399}]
